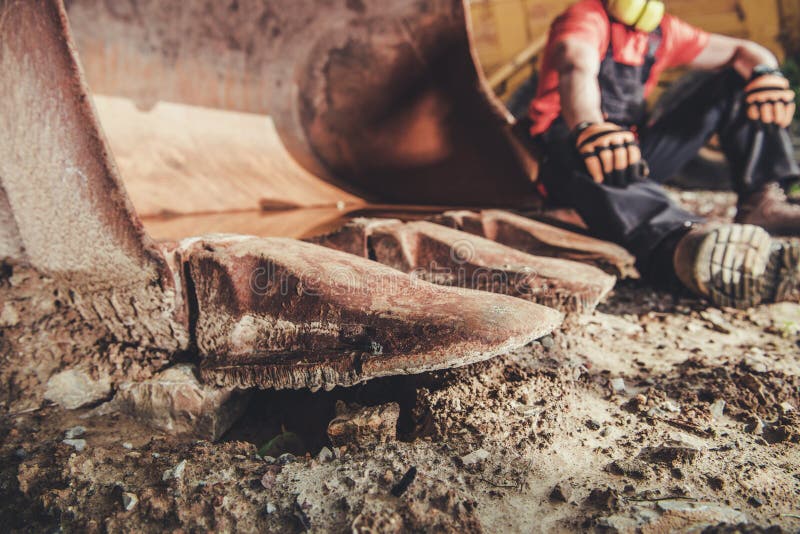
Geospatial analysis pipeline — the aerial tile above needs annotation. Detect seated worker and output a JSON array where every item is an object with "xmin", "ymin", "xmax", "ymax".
[{"xmin": 528, "ymin": 0, "xmax": 800, "ymax": 308}]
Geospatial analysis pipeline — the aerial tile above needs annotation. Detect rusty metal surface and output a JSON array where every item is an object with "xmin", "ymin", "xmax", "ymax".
[
  {"xmin": 0, "ymin": 0, "xmax": 189, "ymax": 409},
  {"xmin": 63, "ymin": 0, "xmax": 540, "ymax": 211},
  {"xmin": 180, "ymin": 236, "xmax": 562, "ymax": 391},
  {"xmin": 312, "ymin": 218, "xmax": 616, "ymax": 313},
  {"xmin": 433, "ymin": 210, "xmax": 640, "ymax": 278}
]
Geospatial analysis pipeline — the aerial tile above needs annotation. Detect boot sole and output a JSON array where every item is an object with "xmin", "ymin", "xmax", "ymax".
[{"xmin": 691, "ymin": 224, "xmax": 800, "ymax": 308}]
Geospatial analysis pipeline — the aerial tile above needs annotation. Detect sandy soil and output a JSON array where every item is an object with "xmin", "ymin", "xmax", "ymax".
[{"xmin": 1, "ymin": 191, "xmax": 799, "ymax": 533}]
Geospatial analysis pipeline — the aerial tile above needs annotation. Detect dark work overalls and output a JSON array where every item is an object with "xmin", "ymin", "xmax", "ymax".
[{"xmin": 536, "ymin": 20, "xmax": 800, "ymax": 281}]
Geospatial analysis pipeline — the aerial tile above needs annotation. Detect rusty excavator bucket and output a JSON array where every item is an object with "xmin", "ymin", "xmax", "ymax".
[
  {"xmin": 0, "ymin": 0, "xmax": 627, "ymax": 413},
  {"xmin": 62, "ymin": 0, "xmax": 541, "ymax": 218}
]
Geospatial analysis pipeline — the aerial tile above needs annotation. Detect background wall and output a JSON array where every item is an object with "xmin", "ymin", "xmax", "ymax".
[{"xmin": 468, "ymin": 0, "xmax": 789, "ymax": 101}]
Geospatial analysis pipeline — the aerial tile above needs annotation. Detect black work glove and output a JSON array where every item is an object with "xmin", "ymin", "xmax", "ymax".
[
  {"xmin": 574, "ymin": 122, "xmax": 649, "ymax": 187},
  {"xmin": 744, "ymin": 66, "xmax": 796, "ymax": 128}
]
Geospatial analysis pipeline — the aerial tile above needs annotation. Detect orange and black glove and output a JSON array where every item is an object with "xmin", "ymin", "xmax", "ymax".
[
  {"xmin": 744, "ymin": 67, "xmax": 796, "ymax": 128},
  {"xmin": 574, "ymin": 122, "xmax": 648, "ymax": 187}
]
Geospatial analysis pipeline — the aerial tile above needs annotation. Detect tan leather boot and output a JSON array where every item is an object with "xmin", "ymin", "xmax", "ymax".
[
  {"xmin": 673, "ymin": 223, "xmax": 800, "ymax": 308},
  {"xmin": 735, "ymin": 183, "xmax": 800, "ymax": 236}
]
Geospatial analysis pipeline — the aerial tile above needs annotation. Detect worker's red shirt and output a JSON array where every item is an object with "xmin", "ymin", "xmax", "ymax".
[{"xmin": 528, "ymin": 0, "xmax": 710, "ymax": 136}]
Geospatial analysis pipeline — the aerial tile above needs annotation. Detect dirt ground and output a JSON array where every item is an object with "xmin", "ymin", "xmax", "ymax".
[{"xmin": 1, "ymin": 190, "xmax": 799, "ymax": 533}]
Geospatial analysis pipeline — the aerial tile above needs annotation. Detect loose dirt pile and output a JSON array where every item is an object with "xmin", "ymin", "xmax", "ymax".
[{"xmin": 1, "ymin": 191, "xmax": 799, "ymax": 533}]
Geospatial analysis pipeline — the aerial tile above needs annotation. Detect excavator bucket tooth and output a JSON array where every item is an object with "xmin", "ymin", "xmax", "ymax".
[
  {"xmin": 179, "ymin": 236, "xmax": 562, "ymax": 391},
  {"xmin": 432, "ymin": 210, "xmax": 640, "ymax": 279},
  {"xmin": 311, "ymin": 219, "xmax": 616, "ymax": 313},
  {"xmin": 62, "ymin": 0, "xmax": 540, "ymax": 215}
]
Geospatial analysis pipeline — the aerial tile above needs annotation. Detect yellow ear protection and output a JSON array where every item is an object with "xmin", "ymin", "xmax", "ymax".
[{"xmin": 606, "ymin": 0, "xmax": 665, "ymax": 33}]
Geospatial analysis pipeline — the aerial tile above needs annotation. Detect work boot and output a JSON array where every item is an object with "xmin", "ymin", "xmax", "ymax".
[
  {"xmin": 735, "ymin": 182, "xmax": 800, "ymax": 236},
  {"xmin": 673, "ymin": 223, "xmax": 800, "ymax": 308}
]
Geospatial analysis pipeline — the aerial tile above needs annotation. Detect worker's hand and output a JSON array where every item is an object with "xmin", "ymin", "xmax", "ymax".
[
  {"xmin": 744, "ymin": 71, "xmax": 796, "ymax": 128},
  {"xmin": 574, "ymin": 122, "xmax": 647, "ymax": 187}
]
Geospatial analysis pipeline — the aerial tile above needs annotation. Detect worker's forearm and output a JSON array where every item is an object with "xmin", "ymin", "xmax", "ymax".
[
  {"xmin": 731, "ymin": 41, "xmax": 779, "ymax": 79},
  {"xmin": 559, "ymin": 67, "xmax": 604, "ymax": 131}
]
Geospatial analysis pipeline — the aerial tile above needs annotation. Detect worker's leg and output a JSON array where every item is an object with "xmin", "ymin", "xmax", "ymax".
[
  {"xmin": 640, "ymin": 69, "xmax": 799, "ymax": 193},
  {"xmin": 538, "ymin": 119, "xmax": 702, "ymax": 280}
]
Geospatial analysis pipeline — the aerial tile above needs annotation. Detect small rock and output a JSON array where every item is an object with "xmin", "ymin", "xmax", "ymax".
[
  {"xmin": 0, "ymin": 302, "xmax": 19, "ymax": 327},
  {"xmin": 62, "ymin": 438, "xmax": 86, "ymax": 452},
  {"xmin": 380, "ymin": 469, "xmax": 394, "ymax": 485},
  {"xmin": 779, "ymin": 402, "xmax": 795, "ymax": 414},
  {"xmin": 656, "ymin": 500, "xmax": 747, "ymax": 523},
  {"xmin": 745, "ymin": 416, "xmax": 765, "ymax": 435},
  {"xmin": 625, "ymin": 394, "xmax": 648, "ymax": 412},
  {"xmin": 261, "ymin": 465, "xmax": 281, "ymax": 489},
  {"xmin": 743, "ymin": 356, "xmax": 768, "ymax": 374},
  {"xmin": 610, "ymin": 378, "xmax": 626, "ymax": 393},
  {"xmin": 661, "ymin": 401, "xmax": 680, "ymax": 414},
  {"xmin": 587, "ymin": 486, "xmax": 619, "ymax": 511},
  {"xmin": 710, "ymin": 400, "xmax": 726, "ymax": 419},
  {"xmin": 265, "ymin": 502, "xmax": 277, "ymax": 514},
  {"xmin": 706, "ymin": 475, "xmax": 724, "ymax": 491},
  {"xmin": 122, "ymin": 442, "xmax": 133, "ymax": 450},
  {"xmin": 585, "ymin": 419, "xmax": 601, "ymax": 431},
  {"xmin": 460, "ymin": 449, "xmax": 490, "ymax": 467},
  {"xmin": 162, "ymin": 459, "xmax": 187, "ymax": 481},
  {"xmin": 549, "ymin": 483, "xmax": 573, "ymax": 503},
  {"xmin": 327, "ymin": 401, "xmax": 399, "ymax": 448},
  {"xmin": 540, "ymin": 335, "xmax": 555, "ymax": 350},
  {"xmin": 608, "ymin": 459, "xmax": 650, "ymax": 480},
  {"xmin": 747, "ymin": 496, "xmax": 763, "ymax": 508},
  {"xmin": 262, "ymin": 455, "xmax": 277, "ymax": 464},
  {"xmin": 45, "ymin": 368, "xmax": 112, "ymax": 410},
  {"xmin": 700, "ymin": 310, "xmax": 733, "ymax": 334},
  {"xmin": 122, "ymin": 492, "xmax": 138, "ymax": 511},
  {"xmin": 277, "ymin": 453, "xmax": 296, "ymax": 465},
  {"xmin": 64, "ymin": 426, "xmax": 86, "ymax": 439},
  {"xmin": 13, "ymin": 448, "xmax": 28, "ymax": 460},
  {"xmin": 113, "ymin": 364, "xmax": 251, "ymax": 442},
  {"xmin": 316, "ymin": 447, "xmax": 334, "ymax": 463},
  {"xmin": 640, "ymin": 441, "xmax": 700, "ymax": 466}
]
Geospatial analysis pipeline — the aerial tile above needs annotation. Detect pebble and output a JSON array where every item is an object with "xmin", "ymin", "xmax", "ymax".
[
  {"xmin": 710, "ymin": 400, "xmax": 726, "ymax": 419},
  {"xmin": 779, "ymin": 402, "xmax": 795, "ymax": 414},
  {"xmin": 265, "ymin": 502, "xmax": 277, "ymax": 514},
  {"xmin": 278, "ymin": 453, "xmax": 297, "ymax": 465},
  {"xmin": 316, "ymin": 447, "xmax": 333, "ymax": 463},
  {"xmin": 641, "ymin": 441, "xmax": 700, "ymax": 465},
  {"xmin": 122, "ymin": 442, "xmax": 133, "ymax": 450},
  {"xmin": 585, "ymin": 419, "xmax": 601, "ymax": 431},
  {"xmin": 63, "ymin": 439, "xmax": 86, "ymax": 452},
  {"xmin": 661, "ymin": 401, "xmax": 681, "ymax": 413},
  {"xmin": 380, "ymin": 469, "xmax": 394, "ymax": 485},
  {"xmin": 64, "ymin": 426, "xmax": 86, "ymax": 439},
  {"xmin": 587, "ymin": 486, "xmax": 619, "ymax": 511},
  {"xmin": 608, "ymin": 459, "xmax": 650, "ymax": 480},
  {"xmin": 122, "ymin": 492, "xmax": 138, "ymax": 511},
  {"xmin": 13, "ymin": 448, "xmax": 28, "ymax": 460},
  {"xmin": 745, "ymin": 416, "xmax": 765, "ymax": 435},
  {"xmin": 460, "ymin": 449, "xmax": 490, "ymax": 467},
  {"xmin": 540, "ymin": 335, "xmax": 555, "ymax": 350},
  {"xmin": 549, "ymin": 483, "xmax": 572, "ymax": 503},
  {"xmin": 162, "ymin": 459, "xmax": 187, "ymax": 481},
  {"xmin": 610, "ymin": 378, "xmax": 626, "ymax": 393},
  {"xmin": 699, "ymin": 310, "xmax": 733, "ymax": 334}
]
